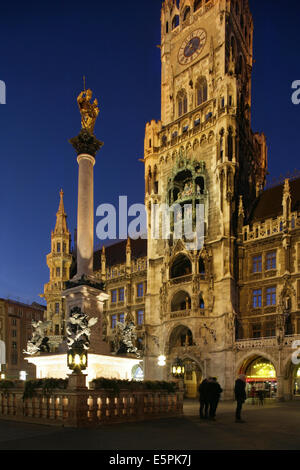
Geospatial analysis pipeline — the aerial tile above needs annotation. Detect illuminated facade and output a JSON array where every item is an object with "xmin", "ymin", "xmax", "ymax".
[
  {"xmin": 40, "ymin": 0, "xmax": 300, "ymax": 400},
  {"xmin": 41, "ymin": 189, "xmax": 73, "ymax": 350}
]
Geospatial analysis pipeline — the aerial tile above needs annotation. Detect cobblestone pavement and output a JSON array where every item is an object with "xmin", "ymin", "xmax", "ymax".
[{"xmin": 0, "ymin": 400, "xmax": 300, "ymax": 450}]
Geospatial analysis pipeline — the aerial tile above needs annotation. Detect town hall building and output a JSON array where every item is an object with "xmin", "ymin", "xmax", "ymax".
[{"xmin": 42, "ymin": 0, "xmax": 300, "ymax": 401}]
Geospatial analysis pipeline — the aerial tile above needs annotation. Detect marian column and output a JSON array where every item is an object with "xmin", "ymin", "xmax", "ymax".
[{"xmin": 62, "ymin": 87, "xmax": 110, "ymax": 356}]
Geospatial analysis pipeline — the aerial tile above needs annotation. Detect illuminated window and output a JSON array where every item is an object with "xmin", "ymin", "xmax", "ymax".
[
  {"xmin": 253, "ymin": 289, "xmax": 262, "ymax": 308},
  {"xmin": 111, "ymin": 315, "xmax": 117, "ymax": 329},
  {"xmin": 252, "ymin": 255, "xmax": 262, "ymax": 273},
  {"xmin": 119, "ymin": 288, "xmax": 125, "ymax": 302},
  {"xmin": 266, "ymin": 287, "xmax": 276, "ymax": 306},
  {"xmin": 119, "ymin": 313, "xmax": 125, "ymax": 323},
  {"xmin": 266, "ymin": 251, "xmax": 276, "ymax": 270},
  {"xmin": 137, "ymin": 283, "xmax": 144, "ymax": 298},
  {"xmin": 111, "ymin": 290, "xmax": 117, "ymax": 303},
  {"xmin": 137, "ymin": 310, "xmax": 144, "ymax": 325}
]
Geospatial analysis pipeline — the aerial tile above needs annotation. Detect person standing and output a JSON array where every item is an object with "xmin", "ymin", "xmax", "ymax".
[
  {"xmin": 208, "ymin": 377, "xmax": 223, "ymax": 421},
  {"xmin": 198, "ymin": 378, "xmax": 209, "ymax": 419},
  {"xmin": 235, "ymin": 374, "xmax": 247, "ymax": 423}
]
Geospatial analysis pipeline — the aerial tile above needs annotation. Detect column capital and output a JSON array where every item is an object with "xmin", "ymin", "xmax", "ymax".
[{"xmin": 69, "ymin": 129, "xmax": 103, "ymax": 158}]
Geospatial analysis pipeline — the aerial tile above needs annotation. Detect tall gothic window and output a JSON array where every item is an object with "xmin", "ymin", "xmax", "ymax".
[
  {"xmin": 177, "ymin": 90, "xmax": 188, "ymax": 117},
  {"xmin": 194, "ymin": 0, "xmax": 202, "ymax": 11},
  {"xmin": 172, "ymin": 15, "xmax": 179, "ymax": 30},
  {"xmin": 183, "ymin": 6, "xmax": 191, "ymax": 22},
  {"xmin": 196, "ymin": 77, "xmax": 208, "ymax": 106}
]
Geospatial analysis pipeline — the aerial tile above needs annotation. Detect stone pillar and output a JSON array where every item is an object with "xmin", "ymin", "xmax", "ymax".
[
  {"xmin": 69, "ymin": 128, "xmax": 103, "ymax": 279},
  {"xmin": 277, "ymin": 375, "xmax": 285, "ymax": 402},
  {"xmin": 77, "ymin": 154, "xmax": 95, "ymax": 277}
]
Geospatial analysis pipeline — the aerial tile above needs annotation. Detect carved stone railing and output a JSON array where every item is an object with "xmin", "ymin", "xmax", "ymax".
[
  {"xmin": 170, "ymin": 309, "xmax": 191, "ymax": 320},
  {"xmin": 236, "ymin": 334, "xmax": 300, "ymax": 350},
  {"xmin": 169, "ymin": 274, "xmax": 193, "ymax": 286},
  {"xmin": 235, "ymin": 337, "xmax": 277, "ymax": 350},
  {"xmin": 243, "ymin": 212, "xmax": 299, "ymax": 243},
  {"xmin": 0, "ymin": 388, "xmax": 183, "ymax": 427}
]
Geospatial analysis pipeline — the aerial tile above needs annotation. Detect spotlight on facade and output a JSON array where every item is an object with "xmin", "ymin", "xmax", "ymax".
[
  {"xmin": 171, "ymin": 358, "xmax": 185, "ymax": 378},
  {"xmin": 19, "ymin": 371, "xmax": 27, "ymax": 381},
  {"xmin": 0, "ymin": 373, "xmax": 5, "ymax": 380},
  {"xmin": 158, "ymin": 355, "xmax": 166, "ymax": 367},
  {"xmin": 67, "ymin": 348, "xmax": 88, "ymax": 372}
]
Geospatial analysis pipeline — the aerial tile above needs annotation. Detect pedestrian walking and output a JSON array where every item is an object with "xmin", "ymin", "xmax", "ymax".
[
  {"xmin": 250, "ymin": 385, "xmax": 256, "ymax": 405},
  {"xmin": 235, "ymin": 374, "xmax": 247, "ymax": 423},
  {"xmin": 207, "ymin": 377, "xmax": 223, "ymax": 420},
  {"xmin": 258, "ymin": 389, "xmax": 265, "ymax": 406},
  {"xmin": 198, "ymin": 378, "xmax": 209, "ymax": 419}
]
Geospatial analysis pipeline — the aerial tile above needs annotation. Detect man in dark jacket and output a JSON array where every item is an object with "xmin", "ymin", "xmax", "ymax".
[
  {"xmin": 198, "ymin": 379, "xmax": 209, "ymax": 419},
  {"xmin": 235, "ymin": 374, "xmax": 247, "ymax": 423},
  {"xmin": 207, "ymin": 377, "xmax": 223, "ymax": 420}
]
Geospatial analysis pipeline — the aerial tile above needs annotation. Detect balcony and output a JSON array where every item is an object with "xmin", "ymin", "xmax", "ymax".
[
  {"xmin": 169, "ymin": 274, "xmax": 193, "ymax": 286},
  {"xmin": 235, "ymin": 337, "xmax": 277, "ymax": 350},
  {"xmin": 235, "ymin": 335, "xmax": 300, "ymax": 350},
  {"xmin": 170, "ymin": 309, "xmax": 191, "ymax": 320}
]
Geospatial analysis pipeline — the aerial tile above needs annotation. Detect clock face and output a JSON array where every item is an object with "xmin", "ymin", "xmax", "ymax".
[{"xmin": 178, "ymin": 29, "xmax": 207, "ymax": 65}]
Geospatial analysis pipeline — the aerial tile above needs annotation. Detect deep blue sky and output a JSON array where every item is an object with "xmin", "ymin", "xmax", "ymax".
[{"xmin": 0, "ymin": 0, "xmax": 300, "ymax": 305}]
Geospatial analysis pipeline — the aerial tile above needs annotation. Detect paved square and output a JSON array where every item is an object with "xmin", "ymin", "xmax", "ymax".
[{"xmin": 0, "ymin": 400, "xmax": 300, "ymax": 450}]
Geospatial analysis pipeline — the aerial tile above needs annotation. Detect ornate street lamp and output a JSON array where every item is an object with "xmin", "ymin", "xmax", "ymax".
[
  {"xmin": 67, "ymin": 348, "xmax": 88, "ymax": 372},
  {"xmin": 171, "ymin": 358, "xmax": 185, "ymax": 378}
]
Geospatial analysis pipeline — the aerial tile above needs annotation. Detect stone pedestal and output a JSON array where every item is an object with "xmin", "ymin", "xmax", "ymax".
[
  {"xmin": 68, "ymin": 371, "xmax": 87, "ymax": 390},
  {"xmin": 62, "ymin": 284, "xmax": 110, "ymax": 355}
]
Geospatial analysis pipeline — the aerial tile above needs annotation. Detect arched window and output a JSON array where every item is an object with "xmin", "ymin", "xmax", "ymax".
[
  {"xmin": 177, "ymin": 90, "xmax": 188, "ymax": 117},
  {"xmin": 166, "ymin": 21, "xmax": 169, "ymax": 34},
  {"xmin": 183, "ymin": 6, "xmax": 191, "ymax": 22},
  {"xmin": 194, "ymin": 0, "xmax": 202, "ymax": 11},
  {"xmin": 228, "ymin": 127, "xmax": 233, "ymax": 161},
  {"xmin": 196, "ymin": 77, "xmax": 208, "ymax": 106},
  {"xmin": 199, "ymin": 258, "xmax": 205, "ymax": 275},
  {"xmin": 199, "ymin": 295, "xmax": 205, "ymax": 309},
  {"xmin": 171, "ymin": 291, "xmax": 191, "ymax": 312},
  {"xmin": 172, "ymin": 15, "xmax": 179, "ymax": 30},
  {"xmin": 170, "ymin": 254, "xmax": 192, "ymax": 279},
  {"xmin": 230, "ymin": 36, "xmax": 236, "ymax": 59},
  {"xmin": 219, "ymin": 129, "xmax": 225, "ymax": 160}
]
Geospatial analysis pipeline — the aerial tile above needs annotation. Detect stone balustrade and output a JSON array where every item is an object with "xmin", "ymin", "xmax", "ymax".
[{"xmin": 0, "ymin": 387, "xmax": 183, "ymax": 428}]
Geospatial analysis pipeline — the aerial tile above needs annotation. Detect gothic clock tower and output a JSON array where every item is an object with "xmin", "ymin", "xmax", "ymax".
[{"xmin": 144, "ymin": 0, "xmax": 267, "ymax": 398}]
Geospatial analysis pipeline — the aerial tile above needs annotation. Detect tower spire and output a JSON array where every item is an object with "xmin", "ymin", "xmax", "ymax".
[{"xmin": 54, "ymin": 188, "xmax": 68, "ymax": 234}]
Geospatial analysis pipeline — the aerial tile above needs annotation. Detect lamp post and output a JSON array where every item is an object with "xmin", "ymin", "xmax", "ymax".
[
  {"xmin": 171, "ymin": 358, "xmax": 185, "ymax": 379},
  {"xmin": 67, "ymin": 348, "xmax": 88, "ymax": 373}
]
